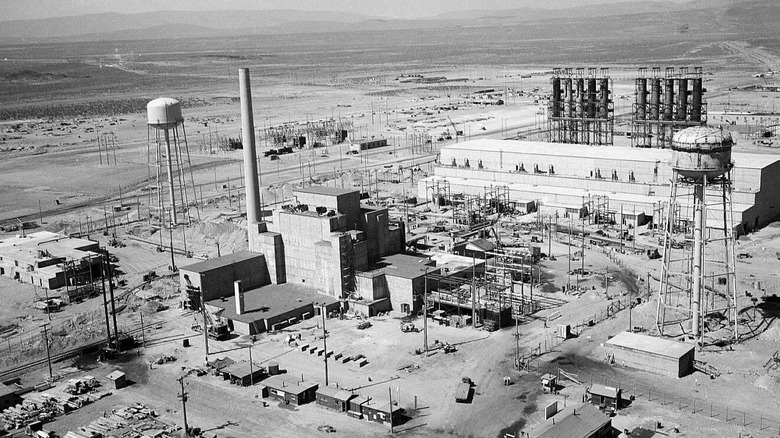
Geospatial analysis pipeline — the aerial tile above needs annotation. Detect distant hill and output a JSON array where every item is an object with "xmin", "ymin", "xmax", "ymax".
[{"xmin": 0, "ymin": 0, "xmax": 773, "ymax": 43}]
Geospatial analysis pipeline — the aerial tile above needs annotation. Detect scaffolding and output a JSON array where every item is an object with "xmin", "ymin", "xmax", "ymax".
[
  {"xmin": 631, "ymin": 67, "xmax": 708, "ymax": 148},
  {"xmin": 548, "ymin": 67, "xmax": 614, "ymax": 145},
  {"xmin": 258, "ymin": 117, "xmax": 355, "ymax": 150}
]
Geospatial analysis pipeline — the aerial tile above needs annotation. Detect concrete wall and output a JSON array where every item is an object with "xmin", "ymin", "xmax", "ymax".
[{"xmin": 179, "ymin": 255, "xmax": 270, "ymax": 301}]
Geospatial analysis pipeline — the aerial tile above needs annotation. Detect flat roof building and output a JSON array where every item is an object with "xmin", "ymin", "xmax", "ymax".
[
  {"xmin": 316, "ymin": 386, "xmax": 358, "ymax": 412},
  {"xmin": 0, "ymin": 231, "xmax": 101, "ymax": 289},
  {"xmin": 421, "ymin": 139, "xmax": 780, "ymax": 234},
  {"xmin": 529, "ymin": 402, "xmax": 613, "ymax": 438},
  {"xmin": 180, "ymin": 251, "xmax": 270, "ymax": 303},
  {"xmin": 262, "ymin": 374, "xmax": 318, "ymax": 405},
  {"xmin": 206, "ymin": 283, "xmax": 338, "ymax": 335},
  {"xmin": 605, "ymin": 331, "xmax": 695, "ymax": 378}
]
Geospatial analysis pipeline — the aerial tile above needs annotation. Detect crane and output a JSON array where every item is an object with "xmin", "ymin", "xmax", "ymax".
[{"xmin": 447, "ymin": 116, "xmax": 463, "ymax": 143}]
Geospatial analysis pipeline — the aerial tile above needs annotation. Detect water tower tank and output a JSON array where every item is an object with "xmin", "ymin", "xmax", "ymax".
[
  {"xmin": 671, "ymin": 126, "xmax": 733, "ymax": 179},
  {"xmin": 147, "ymin": 97, "xmax": 183, "ymax": 128}
]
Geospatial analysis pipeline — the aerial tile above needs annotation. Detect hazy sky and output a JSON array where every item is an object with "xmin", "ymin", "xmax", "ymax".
[{"xmin": 1, "ymin": 0, "xmax": 695, "ymax": 21}]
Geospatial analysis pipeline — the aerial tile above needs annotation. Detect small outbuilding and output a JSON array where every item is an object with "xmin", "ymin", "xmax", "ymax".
[
  {"xmin": 316, "ymin": 386, "xmax": 357, "ymax": 412},
  {"xmin": 586, "ymin": 384, "xmax": 621, "ymax": 411},
  {"xmin": 221, "ymin": 362, "xmax": 265, "ymax": 386},
  {"xmin": 106, "ymin": 371, "xmax": 127, "ymax": 389},
  {"xmin": 540, "ymin": 373, "xmax": 558, "ymax": 393},
  {"xmin": 604, "ymin": 331, "xmax": 695, "ymax": 378},
  {"xmin": 262, "ymin": 374, "xmax": 318, "ymax": 405}
]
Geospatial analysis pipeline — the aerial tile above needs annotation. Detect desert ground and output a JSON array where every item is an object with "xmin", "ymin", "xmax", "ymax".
[{"xmin": 1, "ymin": 22, "xmax": 780, "ymax": 438}]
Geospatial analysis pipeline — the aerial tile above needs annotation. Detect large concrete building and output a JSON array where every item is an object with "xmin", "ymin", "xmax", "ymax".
[
  {"xmin": 0, "ymin": 231, "xmax": 101, "ymax": 289},
  {"xmin": 420, "ymin": 139, "xmax": 780, "ymax": 234},
  {"xmin": 250, "ymin": 186, "xmax": 405, "ymax": 298}
]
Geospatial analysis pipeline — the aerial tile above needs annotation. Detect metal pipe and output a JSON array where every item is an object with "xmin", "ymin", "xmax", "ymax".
[{"xmin": 239, "ymin": 68, "xmax": 262, "ymax": 234}]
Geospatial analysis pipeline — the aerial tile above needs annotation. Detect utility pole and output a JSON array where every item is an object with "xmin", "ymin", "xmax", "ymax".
[
  {"xmin": 105, "ymin": 250, "xmax": 120, "ymax": 352},
  {"xmin": 41, "ymin": 323, "xmax": 52, "ymax": 379},
  {"xmin": 249, "ymin": 341, "xmax": 254, "ymax": 386},
  {"xmin": 201, "ymin": 288, "xmax": 209, "ymax": 358},
  {"xmin": 168, "ymin": 223, "xmax": 176, "ymax": 271},
  {"xmin": 140, "ymin": 311, "xmax": 146, "ymax": 347},
  {"xmin": 322, "ymin": 306, "xmax": 329, "ymax": 386},
  {"xmin": 100, "ymin": 257, "xmax": 112, "ymax": 346},
  {"xmin": 423, "ymin": 268, "xmax": 429, "ymax": 353},
  {"xmin": 178, "ymin": 376, "xmax": 189, "ymax": 436},
  {"xmin": 568, "ymin": 218, "xmax": 572, "ymax": 290},
  {"xmin": 389, "ymin": 387, "xmax": 395, "ymax": 433}
]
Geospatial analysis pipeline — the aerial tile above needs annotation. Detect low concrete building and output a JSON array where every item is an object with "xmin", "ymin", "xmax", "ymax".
[
  {"xmin": 262, "ymin": 375, "xmax": 318, "ymax": 405},
  {"xmin": 530, "ymin": 402, "xmax": 614, "ymax": 438},
  {"xmin": 316, "ymin": 386, "xmax": 357, "ymax": 412},
  {"xmin": 604, "ymin": 331, "xmax": 695, "ymax": 378},
  {"xmin": 179, "ymin": 251, "xmax": 270, "ymax": 303},
  {"xmin": 0, "ymin": 231, "xmax": 101, "ymax": 289},
  {"xmin": 206, "ymin": 283, "xmax": 339, "ymax": 335}
]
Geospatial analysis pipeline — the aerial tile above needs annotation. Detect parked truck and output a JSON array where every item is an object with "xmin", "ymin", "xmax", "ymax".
[{"xmin": 455, "ymin": 377, "xmax": 472, "ymax": 403}]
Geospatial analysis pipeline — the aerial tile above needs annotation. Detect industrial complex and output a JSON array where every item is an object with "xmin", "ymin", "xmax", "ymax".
[{"xmin": 1, "ymin": 9, "xmax": 780, "ymax": 436}]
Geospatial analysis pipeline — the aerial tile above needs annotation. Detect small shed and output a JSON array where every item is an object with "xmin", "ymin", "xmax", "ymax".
[
  {"xmin": 586, "ymin": 384, "xmax": 621, "ymax": 411},
  {"xmin": 316, "ymin": 386, "xmax": 357, "ymax": 412},
  {"xmin": 221, "ymin": 362, "xmax": 265, "ymax": 387},
  {"xmin": 263, "ymin": 374, "xmax": 318, "ymax": 405},
  {"xmin": 541, "ymin": 373, "xmax": 557, "ymax": 392},
  {"xmin": 106, "ymin": 371, "xmax": 127, "ymax": 389}
]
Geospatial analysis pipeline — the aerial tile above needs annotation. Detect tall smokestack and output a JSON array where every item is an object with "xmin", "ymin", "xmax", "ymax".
[
  {"xmin": 239, "ymin": 68, "xmax": 262, "ymax": 234},
  {"xmin": 235, "ymin": 280, "xmax": 245, "ymax": 315}
]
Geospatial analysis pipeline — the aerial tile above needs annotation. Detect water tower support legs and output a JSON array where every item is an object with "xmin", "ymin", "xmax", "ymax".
[
  {"xmin": 691, "ymin": 182, "xmax": 704, "ymax": 337},
  {"xmin": 164, "ymin": 129, "xmax": 177, "ymax": 225}
]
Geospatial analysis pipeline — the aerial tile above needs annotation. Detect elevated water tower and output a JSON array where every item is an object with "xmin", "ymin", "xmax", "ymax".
[
  {"xmin": 147, "ymin": 97, "xmax": 195, "ymax": 226},
  {"xmin": 656, "ymin": 126, "xmax": 739, "ymax": 345}
]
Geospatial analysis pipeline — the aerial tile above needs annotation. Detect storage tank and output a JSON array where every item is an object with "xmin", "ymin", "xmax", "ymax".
[
  {"xmin": 663, "ymin": 79, "xmax": 675, "ymax": 121},
  {"xmin": 691, "ymin": 78, "xmax": 703, "ymax": 122},
  {"xmin": 649, "ymin": 78, "xmax": 661, "ymax": 120},
  {"xmin": 564, "ymin": 78, "xmax": 573, "ymax": 118},
  {"xmin": 635, "ymin": 78, "xmax": 647, "ymax": 120},
  {"xmin": 671, "ymin": 126, "xmax": 733, "ymax": 179},
  {"xmin": 677, "ymin": 78, "xmax": 688, "ymax": 121},
  {"xmin": 575, "ymin": 78, "xmax": 585, "ymax": 118},
  {"xmin": 587, "ymin": 78, "xmax": 597, "ymax": 118},
  {"xmin": 551, "ymin": 77, "xmax": 561, "ymax": 118},
  {"xmin": 147, "ymin": 98, "xmax": 183, "ymax": 128},
  {"xmin": 599, "ymin": 78, "xmax": 609, "ymax": 118}
]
